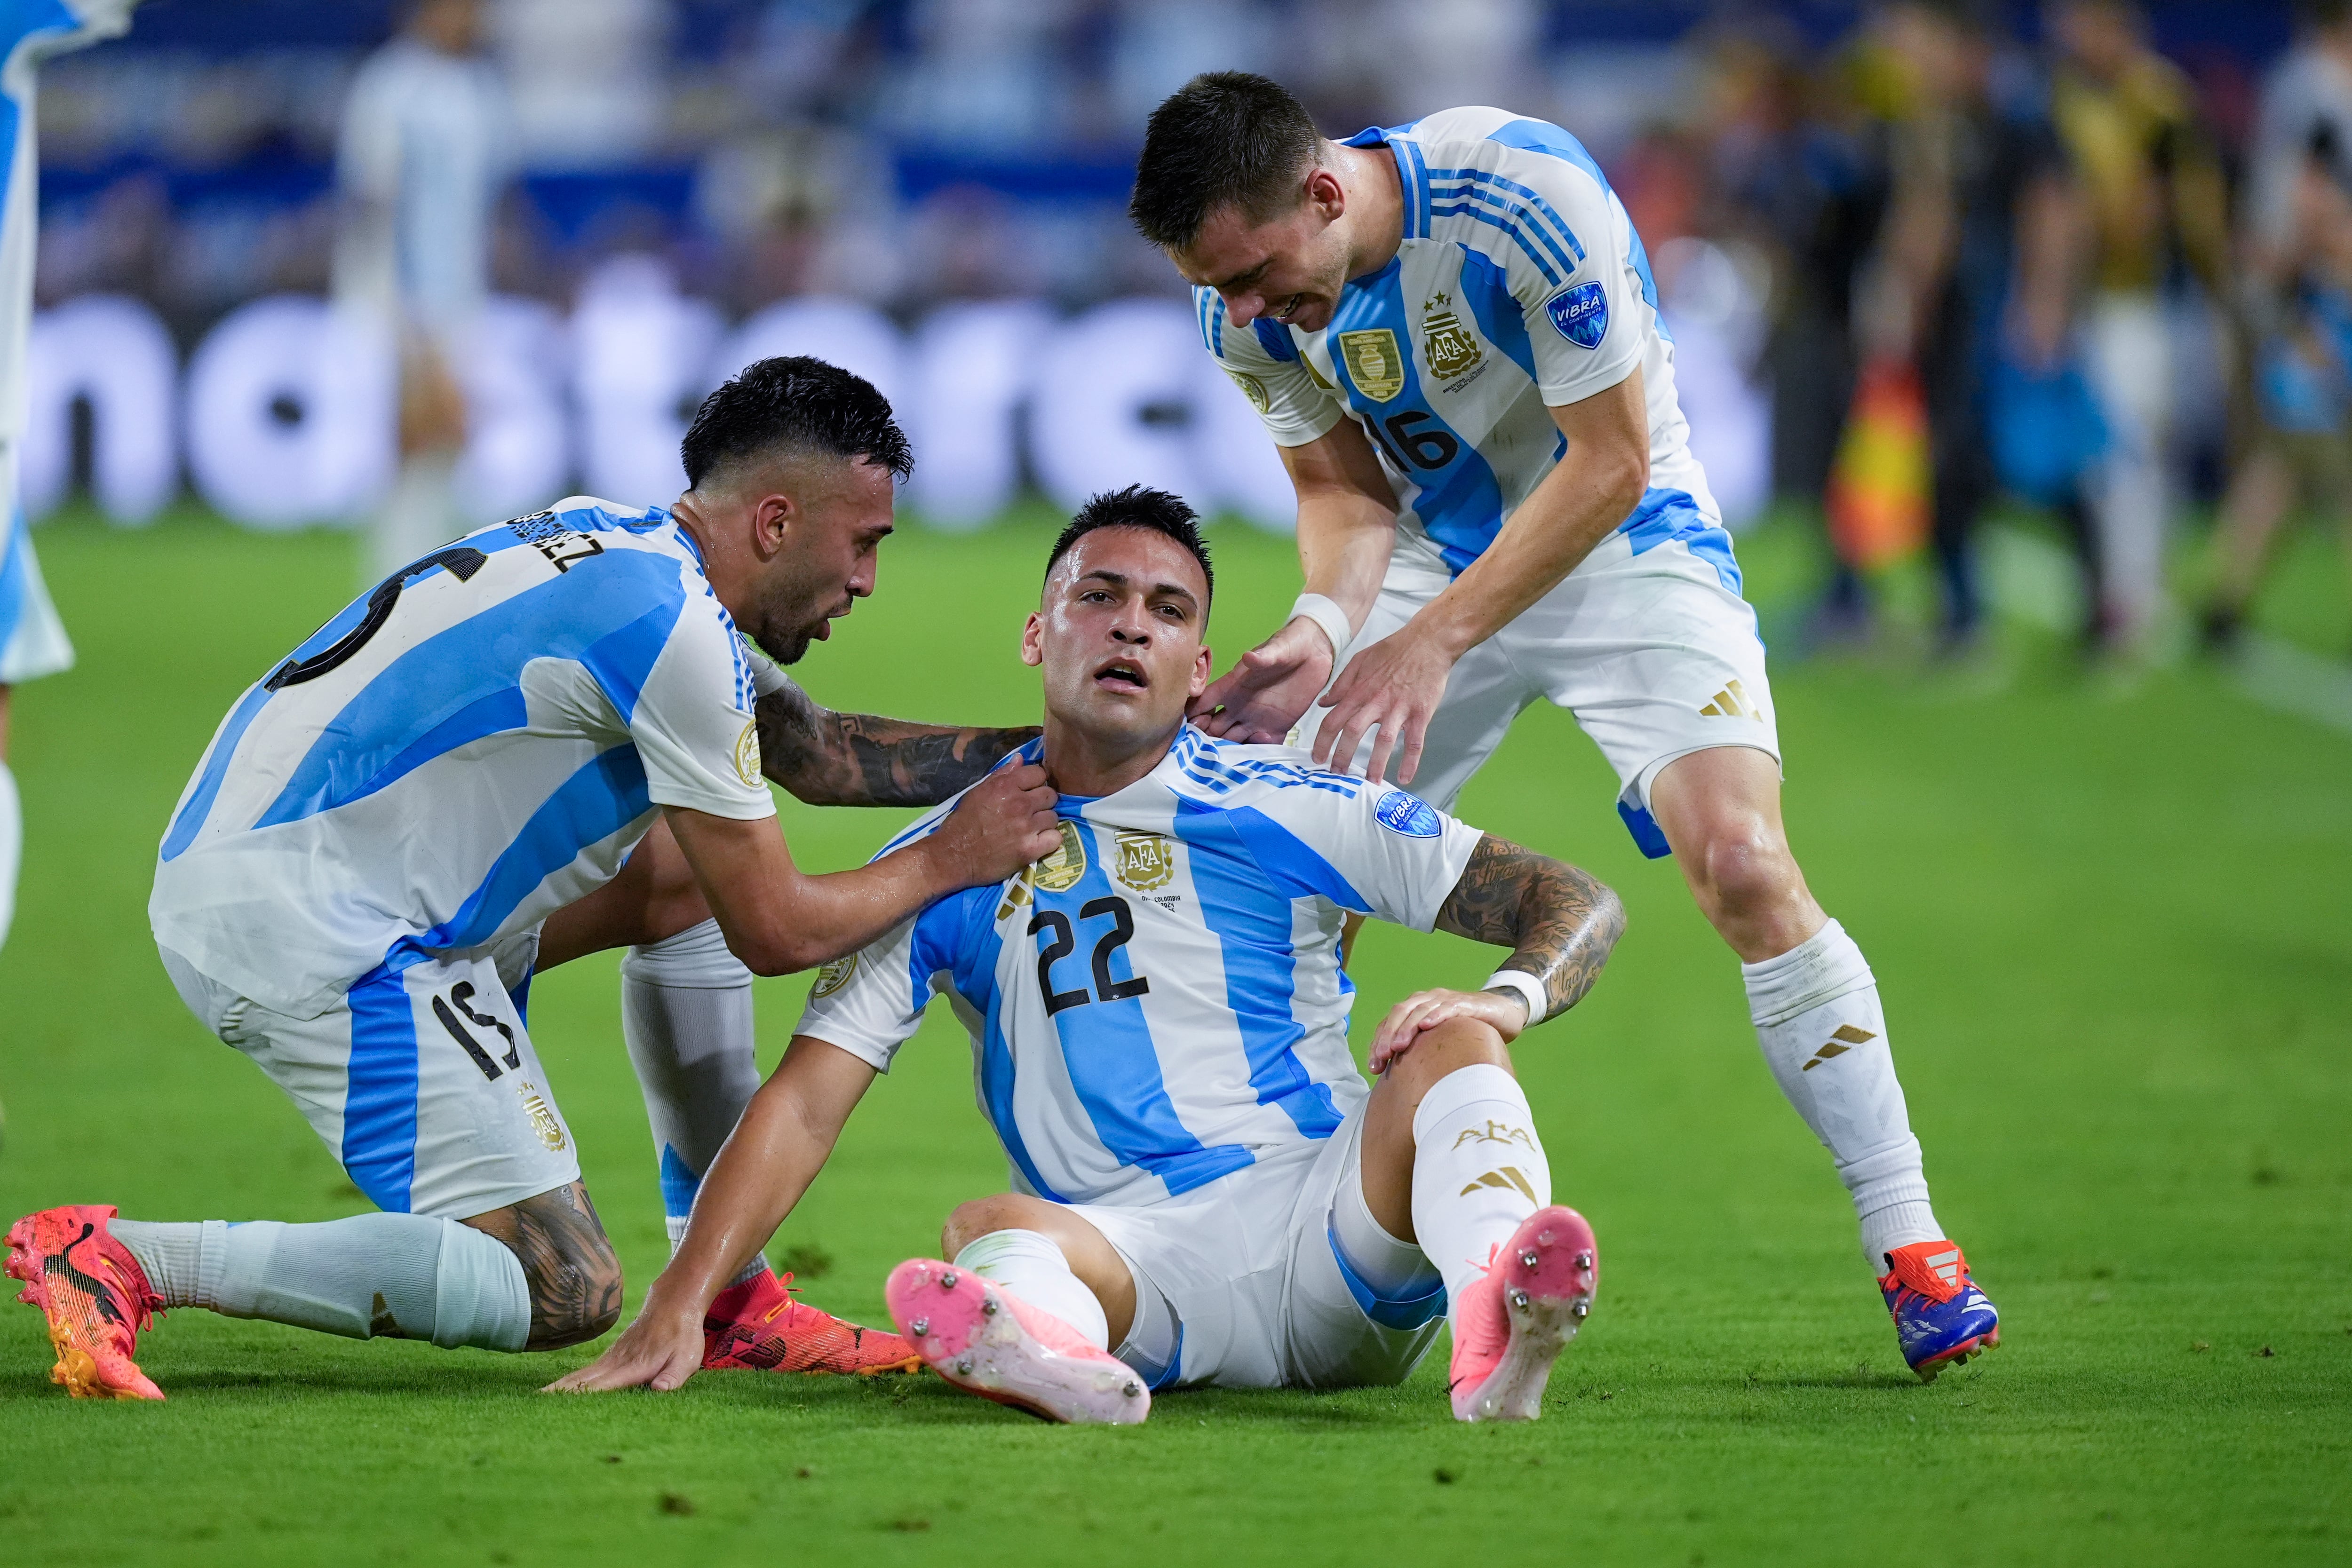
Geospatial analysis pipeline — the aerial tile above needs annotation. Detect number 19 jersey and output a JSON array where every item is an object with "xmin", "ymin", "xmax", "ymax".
[{"xmin": 795, "ymin": 727, "xmax": 1480, "ymax": 1209}]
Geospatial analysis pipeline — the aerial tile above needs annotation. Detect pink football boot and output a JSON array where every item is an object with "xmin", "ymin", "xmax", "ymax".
[
  {"xmin": 884, "ymin": 1258, "xmax": 1150, "ymax": 1425},
  {"xmin": 1447, "ymin": 1204, "xmax": 1598, "ymax": 1422}
]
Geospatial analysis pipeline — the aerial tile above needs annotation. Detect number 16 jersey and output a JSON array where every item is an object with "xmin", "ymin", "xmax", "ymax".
[
  {"xmin": 795, "ymin": 726, "xmax": 1479, "ymax": 1209},
  {"xmin": 1196, "ymin": 105, "xmax": 1727, "ymax": 582}
]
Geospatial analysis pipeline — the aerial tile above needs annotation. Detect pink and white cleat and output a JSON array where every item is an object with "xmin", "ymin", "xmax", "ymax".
[
  {"xmin": 883, "ymin": 1258, "xmax": 1150, "ymax": 1425},
  {"xmin": 1447, "ymin": 1204, "xmax": 1598, "ymax": 1422}
]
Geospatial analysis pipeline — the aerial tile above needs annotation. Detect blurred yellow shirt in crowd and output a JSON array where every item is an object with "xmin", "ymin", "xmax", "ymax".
[{"xmin": 2052, "ymin": 51, "xmax": 2228, "ymax": 294}]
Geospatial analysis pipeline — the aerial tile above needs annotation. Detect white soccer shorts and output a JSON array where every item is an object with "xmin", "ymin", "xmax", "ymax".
[
  {"xmin": 159, "ymin": 929, "xmax": 580, "ymax": 1219},
  {"xmin": 1063, "ymin": 1097, "xmax": 1446, "ymax": 1390},
  {"xmin": 1297, "ymin": 526, "xmax": 1779, "ymax": 856}
]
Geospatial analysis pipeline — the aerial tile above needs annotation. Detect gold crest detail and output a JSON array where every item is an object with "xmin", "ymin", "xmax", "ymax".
[
  {"xmin": 1225, "ymin": 369, "xmax": 1270, "ymax": 413},
  {"xmin": 1336, "ymin": 328, "xmax": 1406, "ymax": 402},
  {"xmin": 811, "ymin": 952, "xmax": 858, "ymax": 999},
  {"xmin": 516, "ymin": 1083, "xmax": 567, "ymax": 1152},
  {"xmin": 1421, "ymin": 292, "xmax": 1483, "ymax": 381},
  {"xmin": 1033, "ymin": 819, "xmax": 1087, "ymax": 892},
  {"xmin": 733, "ymin": 719, "xmax": 763, "ymax": 787},
  {"xmin": 1112, "ymin": 831, "xmax": 1176, "ymax": 892}
]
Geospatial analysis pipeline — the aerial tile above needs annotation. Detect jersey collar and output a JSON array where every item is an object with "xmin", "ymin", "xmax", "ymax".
[{"xmin": 1342, "ymin": 121, "xmax": 1430, "ymax": 243}]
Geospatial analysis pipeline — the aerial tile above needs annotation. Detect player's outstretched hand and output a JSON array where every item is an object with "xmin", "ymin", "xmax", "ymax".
[
  {"xmin": 543, "ymin": 1305, "xmax": 703, "ymax": 1394},
  {"xmin": 1191, "ymin": 618, "xmax": 1335, "ymax": 743},
  {"xmin": 928, "ymin": 761, "xmax": 1061, "ymax": 887},
  {"xmin": 1370, "ymin": 987, "xmax": 1529, "ymax": 1073},
  {"xmin": 1311, "ymin": 626, "xmax": 1453, "ymax": 786}
]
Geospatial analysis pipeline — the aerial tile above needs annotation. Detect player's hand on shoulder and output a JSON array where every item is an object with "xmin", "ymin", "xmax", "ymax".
[
  {"xmin": 1371, "ymin": 986, "xmax": 1529, "ymax": 1073},
  {"xmin": 1313, "ymin": 626, "xmax": 1453, "ymax": 786},
  {"xmin": 1191, "ymin": 618, "xmax": 1336, "ymax": 743},
  {"xmin": 542, "ymin": 1306, "xmax": 704, "ymax": 1394},
  {"xmin": 930, "ymin": 762, "xmax": 1061, "ymax": 886}
]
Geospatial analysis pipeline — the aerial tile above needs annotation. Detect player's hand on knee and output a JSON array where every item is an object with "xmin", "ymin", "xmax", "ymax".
[
  {"xmin": 1191, "ymin": 621, "xmax": 1334, "ymax": 742},
  {"xmin": 1313, "ymin": 629, "xmax": 1448, "ymax": 785},
  {"xmin": 1370, "ymin": 987, "xmax": 1528, "ymax": 1073},
  {"xmin": 930, "ymin": 762, "xmax": 1061, "ymax": 884},
  {"xmin": 542, "ymin": 1307, "xmax": 704, "ymax": 1394}
]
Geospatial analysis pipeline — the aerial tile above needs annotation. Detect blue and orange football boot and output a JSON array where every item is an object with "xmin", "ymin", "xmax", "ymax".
[
  {"xmin": 5, "ymin": 1204, "xmax": 167, "ymax": 1401},
  {"xmin": 1880, "ymin": 1239, "xmax": 2000, "ymax": 1382},
  {"xmin": 702, "ymin": 1267, "xmax": 924, "ymax": 1376}
]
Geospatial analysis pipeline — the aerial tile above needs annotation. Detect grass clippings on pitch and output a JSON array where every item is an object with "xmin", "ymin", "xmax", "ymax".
[{"xmin": 0, "ymin": 505, "xmax": 2345, "ymax": 1567}]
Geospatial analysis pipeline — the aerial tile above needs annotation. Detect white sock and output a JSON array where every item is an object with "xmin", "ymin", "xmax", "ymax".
[
  {"xmin": 1742, "ymin": 919, "xmax": 1943, "ymax": 1271},
  {"xmin": 620, "ymin": 919, "xmax": 769, "ymax": 1282},
  {"xmin": 950, "ymin": 1228, "xmax": 1110, "ymax": 1350},
  {"xmin": 0, "ymin": 758, "xmax": 18, "ymax": 952},
  {"xmin": 1408, "ymin": 1063, "xmax": 1553, "ymax": 1334},
  {"xmin": 113, "ymin": 1214, "xmax": 530, "ymax": 1351}
]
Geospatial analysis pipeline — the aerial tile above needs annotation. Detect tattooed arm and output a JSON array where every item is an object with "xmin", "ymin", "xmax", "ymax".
[
  {"xmin": 756, "ymin": 677, "xmax": 1040, "ymax": 808},
  {"xmin": 1368, "ymin": 834, "xmax": 1625, "ymax": 1071}
]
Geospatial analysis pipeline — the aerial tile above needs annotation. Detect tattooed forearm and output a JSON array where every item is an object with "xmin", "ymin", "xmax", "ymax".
[
  {"xmin": 1433, "ymin": 833, "xmax": 1626, "ymax": 1025},
  {"xmin": 756, "ymin": 681, "xmax": 1039, "ymax": 807},
  {"xmin": 462, "ymin": 1181, "xmax": 623, "ymax": 1350}
]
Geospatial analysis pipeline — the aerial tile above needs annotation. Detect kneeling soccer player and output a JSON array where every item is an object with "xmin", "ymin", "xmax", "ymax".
[
  {"xmin": 555, "ymin": 487, "xmax": 1625, "ymax": 1422},
  {"xmin": 5, "ymin": 358, "xmax": 1062, "ymax": 1400}
]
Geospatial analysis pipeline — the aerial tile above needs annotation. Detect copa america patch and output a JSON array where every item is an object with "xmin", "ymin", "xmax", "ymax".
[
  {"xmin": 1374, "ymin": 788, "xmax": 1443, "ymax": 838},
  {"xmin": 1546, "ymin": 282, "xmax": 1609, "ymax": 348}
]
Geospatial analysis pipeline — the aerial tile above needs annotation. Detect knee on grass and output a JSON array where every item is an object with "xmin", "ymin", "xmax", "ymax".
[{"xmin": 468, "ymin": 1185, "xmax": 624, "ymax": 1351}]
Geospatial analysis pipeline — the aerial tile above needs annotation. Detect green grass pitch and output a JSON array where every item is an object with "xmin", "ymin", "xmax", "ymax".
[{"xmin": 0, "ymin": 504, "xmax": 2345, "ymax": 1566}]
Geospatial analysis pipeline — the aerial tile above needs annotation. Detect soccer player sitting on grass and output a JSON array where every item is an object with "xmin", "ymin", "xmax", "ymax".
[
  {"xmin": 554, "ymin": 487, "xmax": 1624, "ymax": 1423},
  {"xmin": 6, "ymin": 357, "xmax": 1061, "ymax": 1400}
]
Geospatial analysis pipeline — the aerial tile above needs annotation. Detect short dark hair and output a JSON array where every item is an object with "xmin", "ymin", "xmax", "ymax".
[
  {"xmin": 1044, "ymin": 486, "xmax": 1214, "ymax": 616},
  {"xmin": 1130, "ymin": 71, "xmax": 1322, "ymax": 251},
  {"xmin": 679, "ymin": 355, "xmax": 913, "ymax": 491}
]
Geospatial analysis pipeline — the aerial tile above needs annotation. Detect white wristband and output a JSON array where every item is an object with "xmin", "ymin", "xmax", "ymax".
[
  {"xmin": 1286, "ymin": 593, "xmax": 1354, "ymax": 662},
  {"xmin": 1482, "ymin": 970, "xmax": 1548, "ymax": 1029}
]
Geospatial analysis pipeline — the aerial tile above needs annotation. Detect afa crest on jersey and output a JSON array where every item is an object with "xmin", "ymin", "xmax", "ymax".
[
  {"xmin": 1546, "ymin": 282, "xmax": 1609, "ymax": 349},
  {"xmin": 1113, "ymin": 831, "xmax": 1176, "ymax": 891},
  {"xmin": 1421, "ymin": 293, "xmax": 1483, "ymax": 382},
  {"xmin": 1338, "ymin": 328, "xmax": 1406, "ymax": 401}
]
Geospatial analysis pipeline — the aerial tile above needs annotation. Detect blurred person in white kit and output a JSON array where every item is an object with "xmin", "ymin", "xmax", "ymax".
[
  {"xmin": 336, "ymin": 0, "xmax": 512, "ymax": 583},
  {"xmin": 0, "ymin": 0, "xmax": 143, "ymax": 954}
]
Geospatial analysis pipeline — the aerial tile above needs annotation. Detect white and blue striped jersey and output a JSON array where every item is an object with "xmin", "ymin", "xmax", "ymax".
[
  {"xmin": 0, "ymin": 0, "xmax": 138, "ymax": 680},
  {"xmin": 151, "ymin": 498, "xmax": 776, "ymax": 1018},
  {"xmin": 1196, "ymin": 105, "xmax": 1736, "ymax": 592},
  {"xmin": 795, "ymin": 727, "xmax": 1481, "ymax": 1209}
]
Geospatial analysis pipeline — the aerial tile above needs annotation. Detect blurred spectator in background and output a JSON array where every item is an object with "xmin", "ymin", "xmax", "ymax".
[
  {"xmin": 1708, "ymin": 25, "xmax": 1885, "ymax": 525},
  {"xmin": 336, "ymin": 0, "xmax": 512, "ymax": 581},
  {"xmin": 494, "ymin": 0, "xmax": 667, "ymax": 169},
  {"xmin": 1866, "ymin": 0, "xmax": 2078, "ymax": 656},
  {"xmin": 2048, "ymin": 0, "xmax": 2231, "ymax": 657},
  {"xmin": 2204, "ymin": 0, "xmax": 2352, "ymax": 656}
]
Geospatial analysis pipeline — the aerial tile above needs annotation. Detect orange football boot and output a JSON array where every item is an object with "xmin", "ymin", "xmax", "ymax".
[
  {"xmin": 702, "ymin": 1267, "xmax": 923, "ymax": 1375},
  {"xmin": 6, "ymin": 1205, "xmax": 167, "ymax": 1401}
]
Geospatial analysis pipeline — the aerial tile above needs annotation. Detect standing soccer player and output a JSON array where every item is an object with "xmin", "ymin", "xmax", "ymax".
[
  {"xmin": 6, "ymin": 359, "xmax": 1061, "ymax": 1399},
  {"xmin": 1129, "ymin": 74, "xmax": 1997, "ymax": 1378},
  {"xmin": 0, "ymin": 0, "xmax": 142, "ymax": 954},
  {"xmin": 336, "ymin": 0, "xmax": 510, "ymax": 582}
]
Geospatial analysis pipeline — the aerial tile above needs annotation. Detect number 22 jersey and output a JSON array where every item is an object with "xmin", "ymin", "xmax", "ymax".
[{"xmin": 795, "ymin": 727, "xmax": 1480, "ymax": 1209}]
